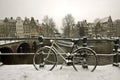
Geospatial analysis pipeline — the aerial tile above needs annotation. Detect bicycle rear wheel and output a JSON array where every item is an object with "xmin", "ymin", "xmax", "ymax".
[
  {"xmin": 73, "ymin": 47, "xmax": 97, "ymax": 72},
  {"xmin": 33, "ymin": 46, "xmax": 57, "ymax": 71}
]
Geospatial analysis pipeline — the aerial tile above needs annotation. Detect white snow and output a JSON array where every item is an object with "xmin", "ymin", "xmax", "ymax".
[
  {"xmin": 0, "ymin": 64, "xmax": 120, "ymax": 80},
  {"xmin": 0, "ymin": 40, "xmax": 20, "ymax": 45}
]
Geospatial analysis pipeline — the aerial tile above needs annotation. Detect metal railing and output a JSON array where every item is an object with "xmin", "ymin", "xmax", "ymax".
[
  {"xmin": 0, "ymin": 37, "xmax": 115, "ymax": 41},
  {"xmin": 0, "ymin": 37, "xmax": 119, "ymax": 66}
]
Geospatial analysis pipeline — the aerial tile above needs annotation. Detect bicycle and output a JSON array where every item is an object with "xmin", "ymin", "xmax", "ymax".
[{"xmin": 33, "ymin": 37, "xmax": 97, "ymax": 72}]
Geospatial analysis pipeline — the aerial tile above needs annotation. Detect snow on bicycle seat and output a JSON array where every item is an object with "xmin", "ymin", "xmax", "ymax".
[{"xmin": 71, "ymin": 38, "xmax": 80, "ymax": 43}]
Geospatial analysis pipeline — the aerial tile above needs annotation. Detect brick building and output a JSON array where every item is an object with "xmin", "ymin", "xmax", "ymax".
[
  {"xmin": 23, "ymin": 17, "xmax": 30, "ymax": 38},
  {"xmin": 0, "ymin": 17, "xmax": 41, "ymax": 38},
  {"xmin": 29, "ymin": 17, "xmax": 39, "ymax": 37},
  {"xmin": 114, "ymin": 19, "xmax": 120, "ymax": 37},
  {"xmin": 16, "ymin": 17, "xmax": 24, "ymax": 38}
]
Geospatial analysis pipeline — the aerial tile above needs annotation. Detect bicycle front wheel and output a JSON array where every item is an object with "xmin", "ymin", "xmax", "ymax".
[
  {"xmin": 33, "ymin": 46, "xmax": 57, "ymax": 71},
  {"xmin": 73, "ymin": 47, "xmax": 97, "ymax": 72}
]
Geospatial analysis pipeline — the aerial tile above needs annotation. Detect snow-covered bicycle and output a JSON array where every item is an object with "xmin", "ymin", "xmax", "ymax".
[{"xmin": 33, "ymin": 37, "xmax": 97, "ymax": 72}]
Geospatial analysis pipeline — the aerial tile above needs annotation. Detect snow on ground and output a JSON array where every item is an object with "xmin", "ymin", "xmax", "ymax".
[{"xmin": 0, "ymin": 64, "xmax": 120, "ymax": 80}]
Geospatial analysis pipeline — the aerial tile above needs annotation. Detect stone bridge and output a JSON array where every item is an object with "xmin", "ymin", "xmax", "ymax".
[
  {"xmin": 0, "ymin": 40, "xmax": 38, "ymax": 53},
  {"xmin": 0, "ymin": 40, "xmax": 39, "ymax": 64}
]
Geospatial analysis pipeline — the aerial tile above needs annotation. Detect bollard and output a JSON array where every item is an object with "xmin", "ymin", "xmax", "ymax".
[
  {"xmin": 82, "ymin": 37, "xmax": 87, "ymax": 47},
  {"xmin": 113, "ymin": 39, "xmax": 119, "ymax": 67},
  {"xmin": 32, "ymin": 41, "xmax": 37, "ymax": 52},
  {"xmin": 38, "ymin": 36, "xmax": 44, "ymax": 67}
]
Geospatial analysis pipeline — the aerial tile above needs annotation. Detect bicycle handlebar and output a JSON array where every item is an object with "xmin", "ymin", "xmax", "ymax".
[
  {"xmin": 38, "ymin": 36, "xmax": 88, "ymax": 47},
  {"xmin": 38, "ymin": 36, "xmax": 87, "ymax": 41}
]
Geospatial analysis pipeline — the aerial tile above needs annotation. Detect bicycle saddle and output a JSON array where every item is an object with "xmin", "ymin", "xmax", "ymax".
[{"xmin": 71, "ymin": 38, "xmax": 80, "ymax": 43}]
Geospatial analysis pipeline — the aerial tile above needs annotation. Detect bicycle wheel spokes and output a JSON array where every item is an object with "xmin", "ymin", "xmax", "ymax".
[
  {"xmin": 73, "ymin": 48, "xmax": 97, "ymax": 72},
  {"xmin": 33, "ymin": 46, "xmax": 57, "ymax": 71}
]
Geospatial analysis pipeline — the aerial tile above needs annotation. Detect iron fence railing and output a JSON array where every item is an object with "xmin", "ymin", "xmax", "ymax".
[
  {"xmin": 0, "ymin": 37, "xmax": 120, "ymax": 66},
  {"xmin": 0, "ymin": 37, "xmax": 116, "ymax": 41}
]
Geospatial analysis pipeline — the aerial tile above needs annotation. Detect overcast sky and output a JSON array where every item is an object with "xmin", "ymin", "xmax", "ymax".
[{"xmin": 0, "ymin": 0, "xmax": 120, "ymax": 32}]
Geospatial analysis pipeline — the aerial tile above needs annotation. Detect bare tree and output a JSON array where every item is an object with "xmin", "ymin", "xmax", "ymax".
[
  {"xmin": 62, "ymin": 14, "xmax": 75, "ymax": 37},
  {"xmin": 42, "ymin": 15, "xmax": 57, "ymax": 37}
]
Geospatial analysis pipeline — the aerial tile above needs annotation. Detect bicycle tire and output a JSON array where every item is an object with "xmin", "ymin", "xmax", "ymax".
[
  {"xmin": 33, "ymin": 46, "xmax": 57, "ymax": 71},
  {"xmin": 73, "ymin": 47, "xmax": 97, "ymax": 72}
]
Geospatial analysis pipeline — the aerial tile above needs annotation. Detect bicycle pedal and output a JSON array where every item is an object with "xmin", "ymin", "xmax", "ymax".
[
  {"xmin": 66, "ymin": 61, "xmax": 73, "ymax": 66},
  {"xmin": 82, "ymin": 64, "xmax": 88, "ymax": 69},
  {"xmin": 39, "ymin": 63, "xmax": 45, "ymax": 67}
]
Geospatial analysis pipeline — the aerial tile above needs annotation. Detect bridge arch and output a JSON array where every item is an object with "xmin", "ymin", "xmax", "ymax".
[
  {"xmin": 0, "ymin": 47, "xmax": 13, "ymax": 64},
  {"xmin": 17, "ymin": 43, "xmax": 30, "ymax": 53},
  {"xmin": 0, "ymin": 47, "xmax": 13, "ymax": 53}
]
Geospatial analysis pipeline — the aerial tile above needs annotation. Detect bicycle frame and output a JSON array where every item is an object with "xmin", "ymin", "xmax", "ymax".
[{"xmin": 49, "ymin": 40, "xmax": 77, "ymax": 63}]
